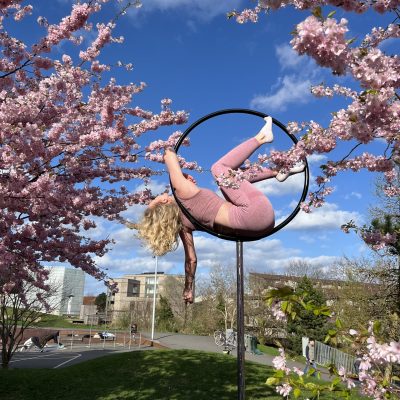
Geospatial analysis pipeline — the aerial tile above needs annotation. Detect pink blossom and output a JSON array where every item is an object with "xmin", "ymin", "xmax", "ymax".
[
  {"xmin": 276, "ymin": 383, "xmax": 292, "ymax": 397},
  {"xmin": 14, "ymin": 4, "xmax": 31, "ymax": 21},
  {"xmin": 234, "ymin": 7, "xmax": 261, "ymax": 24},
  {"xmin": 79, "ymin": 23, "xmax": 114, "ymax": 61},
  {"xmin": 362, "ymin": 231, "xmax": 396, "ymax": 251},
  {"xmin": 291, "ymin": 16, "xmax": 351, "ymax": 75},
  {"xmin": 292, "ymin": 366, "xmax": 304, "ymax": 376},
  {"xmin": 272, "ymin": 348, "xmax": 291, "ymax": 375},
  {"xmin": 271, "ymin": 302, "xmax": 287, "ymax": 322},
  {"xmin": 338, "ymin": 366, "xmax": 356, "ymax": 389}
]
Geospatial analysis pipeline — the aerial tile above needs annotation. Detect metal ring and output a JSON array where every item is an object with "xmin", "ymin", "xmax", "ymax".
[{"xmin": 171, "ymin": 108, "xmax": 309, "ymax": 242}]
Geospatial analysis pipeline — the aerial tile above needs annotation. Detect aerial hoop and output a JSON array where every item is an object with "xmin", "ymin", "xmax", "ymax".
[{"xmin": 172, "ymin": 108, "xmax": 310, "ymax": 242}]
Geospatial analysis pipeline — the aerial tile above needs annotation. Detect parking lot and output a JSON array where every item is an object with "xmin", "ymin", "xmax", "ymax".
[
  {"xmin": 7, "ymin": 328, "xmax": 162, "ymax": 369},
  {"xmin": 10, "ymin": 343, "xmax": 155, "ymax": 369}
]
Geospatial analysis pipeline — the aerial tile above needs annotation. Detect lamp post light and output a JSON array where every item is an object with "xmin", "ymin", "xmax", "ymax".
[{"xmin": 67, "ymin": 294, "xmax": 74, "ymax": 317}]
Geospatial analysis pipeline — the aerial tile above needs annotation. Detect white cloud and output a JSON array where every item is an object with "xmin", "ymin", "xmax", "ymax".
[
  {"xmin": 265, "ymin": 255, "xmax": 340, "ymax": 272},
  {"xmin": 135, "ymin": 179, "xmax": 169, "ymax": 194},
  {"xmin": 254, "ymin": 172, "xmax": 306, "ymax": 196},
  {"xmin": 83, "ymin": 200, "xmax": 360, "ymax": 294},
  {"xmin": 251, "ymin": 75, "xmax": 314, "ymax": 112},
  {"xmin": 83, "ymin": 217, "xmax": 346, "ymax": 294},
  {"xmin": 300, "ymin": 233, "xmax": 329, "ymax": 245},
  {"xmin": 344, "ymin": 191, "xmax": 362, "ymax": 200},
  {"xmin": 251, "ymin": 43, "xmax": 322, "ymax": 112},
  {"xmin": 275, "ymin": 43, "xmax": 305, "ymax": 70},
  {"xmin": 299, "ymin": 235, "xmax": 316, "ymax": 244},
  {"xmin": 307, "ymin": 154, "xmax": 327, "ymax": 164},
  {"xmin": 277, "ymin": 202, "xmax": 362, "ymax": 231},
  {"xmin": 129, "ymin": 0, "xmax": 242, "ymax": 21}
]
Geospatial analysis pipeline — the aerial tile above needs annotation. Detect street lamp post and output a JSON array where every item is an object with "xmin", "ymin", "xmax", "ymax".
[
  {"xmin": 151, "ymin": 255, "xmax": 158, "ymax": 341},
  {"xmin": 67, "ymin": 294, "xmax": 74, "ymax": 317}
]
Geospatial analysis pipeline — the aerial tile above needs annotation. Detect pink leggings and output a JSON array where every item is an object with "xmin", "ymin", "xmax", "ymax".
[{"xmin": 211, "ymin": 138, "xmax": 275, "ymax": 235}]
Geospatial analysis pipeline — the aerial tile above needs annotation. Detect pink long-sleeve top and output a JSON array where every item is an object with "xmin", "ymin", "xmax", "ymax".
[{"xmin": 177, "ymin": 188, "xmax": 225, "ymax": 232}]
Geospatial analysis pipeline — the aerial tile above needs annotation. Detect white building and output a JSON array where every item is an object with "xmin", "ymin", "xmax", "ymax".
[{"xmin": 46, "ymin": 267, "xmax": 85, "ymax": 316}]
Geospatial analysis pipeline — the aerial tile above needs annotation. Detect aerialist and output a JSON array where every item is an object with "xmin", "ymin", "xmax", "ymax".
[{"xmin": 133, "ymin": 117, "xmax": 305, "ymax": 304}]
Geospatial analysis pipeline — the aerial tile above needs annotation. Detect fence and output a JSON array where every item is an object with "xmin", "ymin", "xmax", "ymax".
[
  {"xmin": 303, "ymin": 337, "xmax": 357, "ymax": 374},
  {"xmin": 18, "ymin": 327, "xmax": 146, "ymax": 352},
  {"xmin": 61, "ymin": 329, "xmax": 143, "ymax": 351}
]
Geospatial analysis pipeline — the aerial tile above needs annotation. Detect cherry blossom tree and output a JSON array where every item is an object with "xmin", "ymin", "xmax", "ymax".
[
  {"xmin": 266, "ymin": 287, "xmax": 400, "ymax": 398},
  {"xmin": 0, "ymin": 271, "xmax": 60, "ymax": 368},
  {"xmin": 227, "ymin": 0, "xmax": 399, "ymax": 250},
  {"xmin": 0, "ymin": 1, "xmax": 197, "ymax": 308}
]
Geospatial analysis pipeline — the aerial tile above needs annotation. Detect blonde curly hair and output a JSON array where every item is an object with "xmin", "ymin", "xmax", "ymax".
[{"xmin": 136, "ymin": 202, "xmax": 182, "ymax": 256}]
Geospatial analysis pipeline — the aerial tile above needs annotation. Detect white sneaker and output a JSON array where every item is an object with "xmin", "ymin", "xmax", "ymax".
[{"xmin": 276, "ymin": 163, "xmax": 305, "ymax": 182}]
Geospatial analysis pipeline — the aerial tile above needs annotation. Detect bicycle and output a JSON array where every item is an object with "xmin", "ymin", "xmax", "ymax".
[{"xmin": 214, "ymin": 330, "xmax": 237, "ymax": 353}]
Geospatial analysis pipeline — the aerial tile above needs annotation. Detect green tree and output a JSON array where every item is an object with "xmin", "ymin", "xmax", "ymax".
[
  {"xmin": 156, "ymin": 295, "xmax": 176, "ymax": 332},
  {"xmin": 286, "ymin": 277, "xmax": 330, "ymax": 354},
  {"xmin": 95, "ymin": 293, "xmax": 107, "ymax": 313}
]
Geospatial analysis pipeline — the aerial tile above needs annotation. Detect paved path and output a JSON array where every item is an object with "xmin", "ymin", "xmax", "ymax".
[{"xmin": 148, "ymin": 332, "xmax": 313, "ymax": 372}]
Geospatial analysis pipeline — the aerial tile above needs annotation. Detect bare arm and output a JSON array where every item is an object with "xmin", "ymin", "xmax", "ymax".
[
  {"xmin": 164, "ymin": 148, "xmax": 199, "ymax": 199},
  {"xmin": 179, "ymin": 228, "xmax": 197, "ymax": 279}
]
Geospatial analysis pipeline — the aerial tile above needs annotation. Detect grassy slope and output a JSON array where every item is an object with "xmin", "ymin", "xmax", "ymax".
[
  {"xmin": 32, "ymin": 313, "xmax": 100, "ymax": 329},
  {"xmin": 0, "ymin": 350, "xmax": 364, "ymax": 400}
]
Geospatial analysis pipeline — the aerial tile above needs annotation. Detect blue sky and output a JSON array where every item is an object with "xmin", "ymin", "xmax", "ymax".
[{"xmin": 19, "ymin": 1, "xmax": 396, "ymax": 294}]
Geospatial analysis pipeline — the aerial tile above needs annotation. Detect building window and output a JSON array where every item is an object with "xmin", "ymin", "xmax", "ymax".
[
  {"xmin": 145, "ymin": 277, "xmax": 159, "ymax": 285},
  {"xmin": 127, "ymin": 280, "xmax": 140, "ymax": 298},
  {"xmin": 145, "ymin": 277, "xmax": 159, "ymax": 298},
  {"xmin": 145, "ymin": 285, "xmax": 156, "ymax": 297}
]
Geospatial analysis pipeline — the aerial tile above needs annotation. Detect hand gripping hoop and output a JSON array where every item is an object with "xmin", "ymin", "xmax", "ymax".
[{"xmin": 171, "ymin": 108, "xmax": 310, "ymax": 242}]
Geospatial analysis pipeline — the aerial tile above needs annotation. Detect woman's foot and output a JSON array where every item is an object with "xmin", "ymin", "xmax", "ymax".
[
  {"xmin": 255, "ymin": 116, "xmax": 274, "ymax": 144},
  {"xmin": 276, "ymin": 163, "xmax": 306, "ymax": 182}
]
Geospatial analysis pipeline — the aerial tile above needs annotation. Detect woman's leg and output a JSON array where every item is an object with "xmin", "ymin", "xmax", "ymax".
[
  {"xmin": 212, "ymin": 137, "xmax": 261, "ymax": 172},
  {"xmin": 212, "ymin": 117, "xmax": 273, "ymax": 172},
  {"xmin": 211, "ymin": 121, "xmax": 276, "ymax": 232},
  {"xmin": 211, "ymin": 138, "xmax": 275, "ymax": 206}
]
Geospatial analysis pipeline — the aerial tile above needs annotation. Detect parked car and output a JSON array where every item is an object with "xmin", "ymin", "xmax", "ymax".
[{"xmin": 98, "ymin": 331, "xmax": 116, "ymax": 340}]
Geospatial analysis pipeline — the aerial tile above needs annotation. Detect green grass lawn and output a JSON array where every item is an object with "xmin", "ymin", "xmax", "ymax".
[
  {"xmin": 0, "ymin": 350, "xmax": 365, "ymax": 400},
  {"xmin": 257, "ymin": 344, "xmax": 305, "ymax": 363},
  {"xmin": 257, "ymin": 344, "xmax": 281, "ymax": 357},
  {"xmin": 32, "ymin": 313, "xmax": 103, "ymax": 330}
]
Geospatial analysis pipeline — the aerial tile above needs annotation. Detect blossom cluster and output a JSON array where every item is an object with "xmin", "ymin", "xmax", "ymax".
[
  {"xmin": 271, "ymin": 302, "xmax": 288, "ymax": 322},
  {"xmin": 79, "ymin": 23, "xmax": 114, "ymax": 61},
  {"xmin": 311, "ymin": 83, "xmax": 358, "ymax": 99},
  {"xmin": 292, "ymin": 16, "xmax": 351, "ymax": 75},
  {"xmin": 231, "ymin": 2, "xmax": 399, "ymax": 221},
  {"xmin": 234, "ymin": 7, "xmax": 261, "ymax": 24},
  {"xmin": 232, "ymin": 0, "xmax": 399, "ymax": 17},
  {"xmin": 362, "ymin": 231, "xmax": 397, "ymax": 250},
  {"xmin": 0, "ymin": 1, "xmax": 191, "ymax": 301}
]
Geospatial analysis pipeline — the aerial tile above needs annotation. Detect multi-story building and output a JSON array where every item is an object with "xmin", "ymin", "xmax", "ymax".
[
  {"xmin": 110, "ymin": 272, "xmax": 184, "ymax": 313},
  {"xmin": 80, "ymin": 296, "xmax": 97, "ymax": 323},
  {"xmin": 45, "ymin": 267, "xmax": 85, "ymax": 316}
]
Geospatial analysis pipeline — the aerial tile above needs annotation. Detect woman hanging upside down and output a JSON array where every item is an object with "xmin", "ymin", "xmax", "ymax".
[{"xmin": 134, "ymin": 117, "xmax": 305, "ymax": 304}]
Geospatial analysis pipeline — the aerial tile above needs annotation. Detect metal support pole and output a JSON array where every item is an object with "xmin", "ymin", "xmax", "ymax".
[
  {"xmin": 236, "ymin": 240, "xmax": 245, "ymax": 400},
  {"xmin": 88, "ymin": 319, "xmax": 92, "ymax": 348},
  {"xmin": 151, "ymin": 255, "xmax": 158, "ymax": 341}
]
